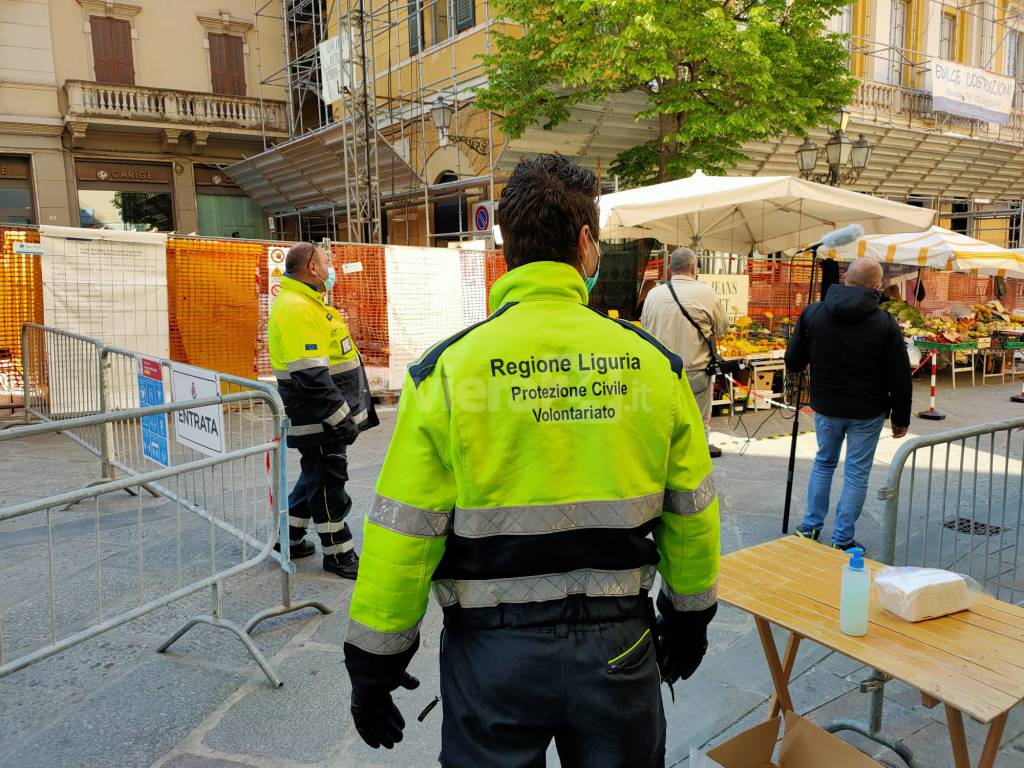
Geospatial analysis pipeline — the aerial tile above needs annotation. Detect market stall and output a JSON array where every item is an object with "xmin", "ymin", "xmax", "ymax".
[{"xmin": 829, "ymin": 226, "xmax": 1024, "ymax": 391}]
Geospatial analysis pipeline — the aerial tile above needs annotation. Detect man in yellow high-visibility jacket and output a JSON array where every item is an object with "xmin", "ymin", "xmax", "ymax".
[
  {"xmin": 344, "ymin": 157, "xmax": 720, "ymax": 766},
  {"xmin": 268, "ymin": 242, "xmax": 378, "ymax": 579}
]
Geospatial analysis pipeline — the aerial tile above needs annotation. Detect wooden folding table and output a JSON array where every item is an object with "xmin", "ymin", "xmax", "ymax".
[{"xmin": 719, "ymin": 537, "xmax": 1024, "ymax": 768}]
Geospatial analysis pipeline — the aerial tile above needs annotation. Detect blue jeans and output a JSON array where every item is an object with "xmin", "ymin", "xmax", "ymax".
[{"xmin": 801, "ymin": 412, "xmax": 886, "ymax": 546}]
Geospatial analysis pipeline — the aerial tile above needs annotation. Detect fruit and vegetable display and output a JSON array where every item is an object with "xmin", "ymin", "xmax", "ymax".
[
  {"xmin": 719, "ymin": 314, "xmax": 789, "ymax": 357},
  {"xmin": 881, "ymin": 300, "xmax": 1024, "ymax": 344}
]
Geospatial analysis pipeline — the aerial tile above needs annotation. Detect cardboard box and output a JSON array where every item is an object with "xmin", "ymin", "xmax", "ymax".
[{"xmin": 698, "ymin": 712, "xmax": 881, "ymax": 768}]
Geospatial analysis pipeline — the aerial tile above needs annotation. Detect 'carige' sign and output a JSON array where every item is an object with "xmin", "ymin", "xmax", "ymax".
[{"xmin": 932, "ymin": 60, "xmax": 1015, "ymax": 125}]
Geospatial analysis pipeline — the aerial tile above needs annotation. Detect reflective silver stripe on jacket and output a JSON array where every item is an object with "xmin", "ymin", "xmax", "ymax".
[
  {"xmin": 433, "ymin": 565, "xmax": 657, "ymax": 609},
  {"xmin": 664, "ymin": 474, "xmax": 717, "ymax": 517},
  {"xmin": 289, "ymin": 422, "xmax": 324, "ymax": 436},
  {"xmin": 272, "ymin": 367, "xmax": 290, "ymax": 381},
  {"xmin": 345, "ymin": 618, "xmax": 420, "ymax": 655},
  {"xmin": 368, "ymin": 494, "xmax": 451, "ymax": 538},
  {"xmin": 453, "ymin": 493, "xmax": 663, "ymax": 538},
  {"xmin": 330, "ymin": 358, "xmax": 362, "ymax": 374},
  {"xmin": 324, "ymin": 401, "xmax": 351, "ymax": 426},
  {"xmin": 287, "ymin": 356, "xmax": 329, "ymax": 372},
  {"xmin": 660, "ymin": 582, "xmax": 718, "ymax": 612}
]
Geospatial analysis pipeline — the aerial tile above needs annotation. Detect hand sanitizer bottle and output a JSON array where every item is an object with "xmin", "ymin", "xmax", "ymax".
[{"xmin": 840, "ymin": 547, "xmax": 869, "ymax": 637}]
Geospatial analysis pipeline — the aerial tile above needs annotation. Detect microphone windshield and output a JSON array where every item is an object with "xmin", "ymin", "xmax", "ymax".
[{"xmin": 820, "ymin": 224, "xmax": 866, "ymax": 249}]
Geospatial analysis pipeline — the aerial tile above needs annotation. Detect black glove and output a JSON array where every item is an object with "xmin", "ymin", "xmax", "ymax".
[
  {"xmin": 350, "ymin": 672, "xmax": 420, "ymax": 749},
  {"xmin": 654, "ymin": 614, "xmax": 709, "ymax": 684},
  {"xmin": 653, "ymin": 593, "xmax": 717, "ymax": 685},
  {"xmin": 334, "ymin": 417, "xmax": 360, "ymax": 445}
]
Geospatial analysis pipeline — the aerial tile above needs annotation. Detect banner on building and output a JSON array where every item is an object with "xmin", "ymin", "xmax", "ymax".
[
  {"xmin": 931, "ymin": 60, "xmax": 1014, "ymax": 125},
  {"xmin": 704, "ymin": 274, "xmax": 750, "ymax": 321},
  {"xmin": 319, "ymin": 33, "xmax": 353, "ymax": 104}
]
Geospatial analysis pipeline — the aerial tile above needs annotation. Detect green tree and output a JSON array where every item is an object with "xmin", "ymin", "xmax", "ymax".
[{"xmin": 476, "ymin": 0, "xmax": 858, "ymax": 185}]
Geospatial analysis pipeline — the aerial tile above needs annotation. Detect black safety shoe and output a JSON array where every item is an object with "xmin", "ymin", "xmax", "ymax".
[
  {"xmin": 323, "ymin": 550, "xmax": 359, "ymax": 580},
  {"xmin": 793, "ymin": 526, "xmax": 821, "ymax": 542},
  {"xmin": 831, "ymin": 539, "xmax": 867, "ymax": 554},
  {"xmin": 274, "ymin": 538, "xmax": 316, "ymax": 559},
  {"xmin": 709, "ymin": 444, "xmax": 723, "ymax": 458}
]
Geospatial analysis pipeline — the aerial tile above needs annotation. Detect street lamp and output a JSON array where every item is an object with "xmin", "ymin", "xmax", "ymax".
[
  {"xmin": 795, "ymin": 107, "xmax": 871, "ymax": 186},
  {"xmin": 430, "ymin": 96, "xmax": 489, "ymax": 155}
]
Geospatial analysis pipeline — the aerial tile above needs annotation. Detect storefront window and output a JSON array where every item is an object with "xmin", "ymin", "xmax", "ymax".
[
  {"xmin": 194, "ymin": 166, "xmax": 269, "ymax": 238},
  {"xmin": 76, "ymin": 161, "xmax": 175, "ymax": 232},
  {"xmin": 79, "ymin": 190, "xmax": 174, "ymax": 232},
  {"xmin": 0, "ymin": 156, "xmax": 35, "ymax": 225}
]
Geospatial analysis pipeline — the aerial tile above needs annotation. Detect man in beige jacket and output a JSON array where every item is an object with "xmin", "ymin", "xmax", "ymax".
[{"xmin": 641, "ymin": 247, "xmax": 727, "ymax": 453}]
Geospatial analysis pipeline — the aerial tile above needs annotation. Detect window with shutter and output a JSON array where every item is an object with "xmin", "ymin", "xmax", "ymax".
[
  {"xmin": 91, "ymin": 16, "xmax": 134, "ymax": 85},
  {"xmin": 408, "ymin": 0, "xmax": 422, "ymax": 54},
  {"xmin": 209, "ymin": 34, "xmax": 246, "ymax": 96},
  {"xmin": 454, "ymin": 0, "xmax": 475, "ymax": 32}
]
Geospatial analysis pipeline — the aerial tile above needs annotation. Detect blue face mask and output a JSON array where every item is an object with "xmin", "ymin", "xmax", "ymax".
[
  {"xmin": 323, "ymin": 265, "xmax": 337, "ymax": 294},
  {"xmin": 583, "ymin": 233, "xmax": 601, "ymax": 294}
]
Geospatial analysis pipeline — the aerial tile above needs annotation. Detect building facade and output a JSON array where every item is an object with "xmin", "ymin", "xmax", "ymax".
[
  {"xmin": 0, "ymin": 0, "xmax": 288, "ymax": 236},
  {"xmin": 225, "ymin": 0, "xmax": 1024, "ymax": 248}
]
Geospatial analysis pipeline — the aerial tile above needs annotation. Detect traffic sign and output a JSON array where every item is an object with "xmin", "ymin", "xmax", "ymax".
[{"xmin": 471, "ymin": 201, "xmax": 494, "ymax": 233}]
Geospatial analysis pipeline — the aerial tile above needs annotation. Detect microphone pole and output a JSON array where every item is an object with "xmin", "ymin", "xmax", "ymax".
[{"xmin": 781, "ymin": 244, "xmax": 821, "ymax": 534}]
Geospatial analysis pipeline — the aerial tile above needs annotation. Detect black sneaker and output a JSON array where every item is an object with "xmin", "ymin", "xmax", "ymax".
[
  {"xmin": 831, "ymin": 540, "xmax": 867, "ymax": 554},
  {"xmin": 323, "ymin": 550, "xmax": 359, "ymax": 580},
  {"xmin": 274, "ymin": 538, "xmax": 316, "ymax": 559},
  {"xmin": 793, "ymin": 527, "xmax": 821, "ymax": 542}
]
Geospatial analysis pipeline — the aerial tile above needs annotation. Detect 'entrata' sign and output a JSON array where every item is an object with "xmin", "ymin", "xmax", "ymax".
[
  {"xmin": 931, "ymin": 60, "xmax": 1015, "ymax": 125},
  {"xmin": 170, "ymin": 362, "xmax": 225, "ymax": 457}
]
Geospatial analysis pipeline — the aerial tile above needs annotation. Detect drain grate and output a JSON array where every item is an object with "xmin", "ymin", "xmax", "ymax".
[{"xmin": 942, "ymin": 517, "xmax": 1006, "ymax": 536}]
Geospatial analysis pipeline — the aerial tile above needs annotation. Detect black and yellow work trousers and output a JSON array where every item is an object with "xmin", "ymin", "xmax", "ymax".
[{"xmin": 286, "ymin": 439, "xmax": 353, "ymax": 562}]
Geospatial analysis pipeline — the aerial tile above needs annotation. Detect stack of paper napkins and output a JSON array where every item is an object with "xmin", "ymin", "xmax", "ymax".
[{"xmin": 875, "ymin": 567, "xmax": 972, "ymax": 622}]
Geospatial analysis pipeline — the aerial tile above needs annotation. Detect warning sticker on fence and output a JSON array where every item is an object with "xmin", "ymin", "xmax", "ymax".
[
  {"xmin": 267, "ymin": 243, "xmax": 296, "ymax": 307},
  {"xmin": 342, "ymin": 261, "xmax": 363, "ymax": 274},
  {"xmin": 170, "ymin": 363, "xmax": 224, "ymax": 457}
]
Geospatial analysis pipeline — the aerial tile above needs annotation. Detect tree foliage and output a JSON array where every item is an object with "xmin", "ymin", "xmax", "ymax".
[{"xmin": 475, "ymin": 0, "xmax": 858, "ymax": 185}]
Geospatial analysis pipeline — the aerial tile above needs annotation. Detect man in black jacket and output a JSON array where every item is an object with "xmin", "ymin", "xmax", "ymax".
[{"xmin": 785, "ymin": 258, "xmax": 912, "ymax": 552}]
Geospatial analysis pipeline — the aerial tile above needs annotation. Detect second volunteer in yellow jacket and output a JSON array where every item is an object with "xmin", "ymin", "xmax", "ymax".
[{"xmin": 268, "ymin": 242, "xmax": 378, "ymax": 579}]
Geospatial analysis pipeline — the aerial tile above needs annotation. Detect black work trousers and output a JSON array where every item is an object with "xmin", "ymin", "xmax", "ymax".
[
  {"xmin": 286, "ymin": 440, "xmax": 353, "ymax": 562},
  {"xmin": 438, "ymin": 615, "xmax": 665, "ymax": 768}
]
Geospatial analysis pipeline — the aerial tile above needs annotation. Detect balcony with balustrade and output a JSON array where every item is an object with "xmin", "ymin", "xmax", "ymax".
[{"xmin": 62, "ymin": 80, "xmax": 289, "ymax": 150}]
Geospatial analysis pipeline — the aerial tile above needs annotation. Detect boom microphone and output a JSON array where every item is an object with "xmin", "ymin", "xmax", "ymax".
[{"xmin": 796, "ymin": 223, "xmax": 865, "ymax": 254}]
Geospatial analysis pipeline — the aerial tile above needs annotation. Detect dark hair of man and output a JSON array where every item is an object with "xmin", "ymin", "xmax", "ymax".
[
  {"xmin": 284, "ymin": 242, "xmax": 317, "ymax": 273},
  {"xmin": 498, "ymin": 155, "xmax": 599, "ymax": 270}
]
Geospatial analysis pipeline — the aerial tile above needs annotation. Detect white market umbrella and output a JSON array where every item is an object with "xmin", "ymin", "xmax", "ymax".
[
  {"xmin": 825, "ymin": 225, "xmax": 1024, "ymax": 278},
  {"xmin": 599, "ymin": 171, "xmax": 936, "ymax": 253}
]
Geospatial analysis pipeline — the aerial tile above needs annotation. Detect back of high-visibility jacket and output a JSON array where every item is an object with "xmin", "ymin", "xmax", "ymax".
[
  {"xmin": 345, "ymin": 261, "xmax": 719, "ymax": 675},
  {"xmin": 268, "ymin": 274, "xmax": 379, "ymax": 448}
]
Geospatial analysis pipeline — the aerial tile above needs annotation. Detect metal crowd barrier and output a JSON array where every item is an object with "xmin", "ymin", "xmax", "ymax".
[
  {"xmin": 826, "ymin": 416, "xmax": 1024, "ymax": 768},
  {"xmin": 9, "ymin": 324, "xmax": 331, "ymax": 684}
]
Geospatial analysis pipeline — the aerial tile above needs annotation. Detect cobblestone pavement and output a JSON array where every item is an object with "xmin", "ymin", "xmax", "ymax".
[{"xmin": 1, "ymin": 376, "xmax": 1022, "ymax": 768}]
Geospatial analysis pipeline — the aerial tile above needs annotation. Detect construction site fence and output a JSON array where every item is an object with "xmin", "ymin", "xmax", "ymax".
[
  {"xmin": 821, "ymin": 416, "xmax": 1024, "ymax": 766},
  {"xmin": 2, "ymin": 225, "xmax": 1021, "ymax": 409},
  {"xmin": 9, "ymin": 323, "xmax": 331, "ymax": 685}
]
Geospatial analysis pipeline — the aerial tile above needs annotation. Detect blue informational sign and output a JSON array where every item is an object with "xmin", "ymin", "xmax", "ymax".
[{"xmin": 137, "ymin": 356, "xmax": 169, "ymax": 467}]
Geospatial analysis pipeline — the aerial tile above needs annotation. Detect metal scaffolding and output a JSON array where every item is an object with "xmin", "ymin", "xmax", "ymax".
[{"xmin": 249, "ymin": 0, "xmax": 501, "ymax": 245}]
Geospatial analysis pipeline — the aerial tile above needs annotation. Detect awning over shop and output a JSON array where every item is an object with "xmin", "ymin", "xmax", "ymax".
[
  {"xmin": 828, "ymin": 225, "xmax": 1024, "ymax": 278},
  {"xmin": 225, "ymin": 121, "xmax": 422, "ymax": 215}
]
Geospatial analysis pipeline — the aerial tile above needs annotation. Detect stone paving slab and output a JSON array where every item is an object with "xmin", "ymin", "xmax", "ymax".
[{"xmin": 0, "ymin": 656, "xmax": 246, "ymax": 768}]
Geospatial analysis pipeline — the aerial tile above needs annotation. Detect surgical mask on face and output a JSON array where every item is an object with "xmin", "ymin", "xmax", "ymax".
[
  {"xmin": 323, "ymin": 265, "xmax": 337, "ymax": 294},
  {"xmin": 583, "ymin": 232, "xmax": 601, "ymax": 294}
]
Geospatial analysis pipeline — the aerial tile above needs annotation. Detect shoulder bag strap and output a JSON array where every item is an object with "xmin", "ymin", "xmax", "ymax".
[{"xmin": 667, "ymin": 280, "xmax": 719, "ymax": 361}]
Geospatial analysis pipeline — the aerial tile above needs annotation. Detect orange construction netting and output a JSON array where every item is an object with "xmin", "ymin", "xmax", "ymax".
[
  {"xmin": 0, "ymin": 226, "xmax": 43, "ymax": 405},
  {"xmin": 167, "ymin": 236, "xmax": 263, "ymax": 380}
]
